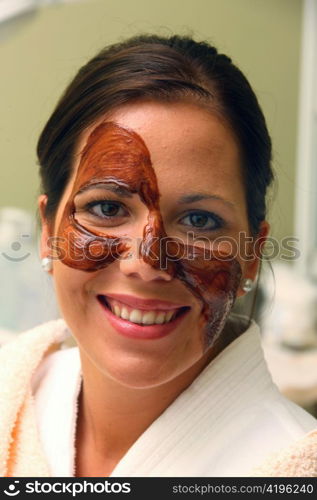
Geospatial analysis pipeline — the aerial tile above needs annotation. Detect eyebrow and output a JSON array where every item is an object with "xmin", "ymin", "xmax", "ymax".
[
  {"xmin": 177, "ymin": 193, "xmax": 236, "ymax": 208},
  {"xmin": 76, "ymin": 182, "xmax": 134, "ymax": 198},
  {"xmin": 76, "ymin": 183, "xmax": 235, "ymax": 209}
]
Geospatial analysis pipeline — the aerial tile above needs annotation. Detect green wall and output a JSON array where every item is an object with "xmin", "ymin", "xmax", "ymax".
[{"xmin": 0, "ymin": 0, "xmax": 302, "ymax": 242}]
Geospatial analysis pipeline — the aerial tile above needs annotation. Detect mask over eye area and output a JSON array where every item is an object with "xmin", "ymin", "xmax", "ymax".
[{"xmin": 55, "ymin": 121, "xmax": 242, "ymax": 350}]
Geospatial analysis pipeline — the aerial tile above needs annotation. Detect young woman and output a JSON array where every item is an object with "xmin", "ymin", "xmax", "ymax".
[{"xmin": 1, "ymin": 34, "xmax": 316, "ymax": 478}]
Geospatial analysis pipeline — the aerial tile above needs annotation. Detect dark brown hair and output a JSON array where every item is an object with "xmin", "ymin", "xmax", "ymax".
[{"xmin": 37, "ymin": 33, "xmax": 274, "ymax": 237}]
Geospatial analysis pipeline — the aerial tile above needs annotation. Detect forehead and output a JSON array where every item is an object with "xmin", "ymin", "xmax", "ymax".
[{"xmin": 58, "ymin": 100, "xmax": 244, "ymax": 212}]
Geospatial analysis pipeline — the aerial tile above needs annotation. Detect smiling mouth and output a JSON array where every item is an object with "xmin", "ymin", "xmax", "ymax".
[{"xmin": 97, "ymin": 294, "xmax": 190, "ymax": 326}]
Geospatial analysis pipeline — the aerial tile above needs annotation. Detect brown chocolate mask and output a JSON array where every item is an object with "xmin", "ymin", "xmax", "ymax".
[{"xmin": 55, "ymin": 121, "xmax": 242, "ymax": 349}]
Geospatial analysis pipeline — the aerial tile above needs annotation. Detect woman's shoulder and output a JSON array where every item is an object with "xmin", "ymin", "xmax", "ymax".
[
  {"xmin": 252, "ymin": 428, "xmax": 317, "ymax": 476},
  {"xmin": 31, "ymin": 335, "xmax": 80, "ymax": 395},
  {"xmin": 0, "ymin": 318, "xmax": 70, "ymax": 347},
  {"xmin": 0, "ymin": 318, "xmax": 71, "ymax": 385},
  {"xmin": 0, "ymin": 319, "xmax": 75, "ymax": 477}
]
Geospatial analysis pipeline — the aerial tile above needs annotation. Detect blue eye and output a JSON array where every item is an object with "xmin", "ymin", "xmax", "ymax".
[
  {"xmin": 81, "ymin": 200, "xmax": 225, "ymax": 233},
  {"xmin": 181, "ymin": 211, "xmax": 224, "ymax": 232},
  {"xmin": 86, "ymin": 200, "xmax": 126, "ymax": 219}
]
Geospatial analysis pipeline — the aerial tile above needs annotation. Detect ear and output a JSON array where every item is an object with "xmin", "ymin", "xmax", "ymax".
[
  {"xmin": 236, "ymin": 220, "xmax": 270, "ymax": 297},
  {"xmin": 38, "ymin": 194, "xmax": 54, "ymax": 274}
]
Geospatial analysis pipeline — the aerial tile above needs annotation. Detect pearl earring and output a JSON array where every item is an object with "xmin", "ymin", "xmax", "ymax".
[
  {"xmin": 241, "ymin": 277, "xmax": 254, "ymax": 293},
  {"xmin": 41, "ymin": 257, "xmax": 53, "ymax": 272}
]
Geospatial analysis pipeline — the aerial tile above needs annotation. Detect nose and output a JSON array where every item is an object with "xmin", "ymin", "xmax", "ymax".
[
  {"xmin": 118, "ymin": 234, "xmax": 173, "ymax": 282},
  {"xmin": 119, "ymin": 252, "xmax": 173, "ymax": 282},
  {"xmin": 118, "ymin": 206, "xmax": 174, "ymax": 281}
]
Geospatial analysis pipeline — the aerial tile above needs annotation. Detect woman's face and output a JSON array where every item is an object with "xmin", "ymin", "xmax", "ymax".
[{"xmin": 39, "ymin": 100, "xmax": 269, "ymax": 389}]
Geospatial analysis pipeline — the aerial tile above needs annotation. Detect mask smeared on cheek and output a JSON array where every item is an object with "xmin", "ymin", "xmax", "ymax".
[{"xmin": 56, "ymin": 121, "xmax": 242, "ymax": 349}]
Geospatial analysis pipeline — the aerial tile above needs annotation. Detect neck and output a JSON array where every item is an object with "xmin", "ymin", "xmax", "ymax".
[
  {"xmin": 76, "ymin": 347, "xmax": 215, "ymax": 463},
  {"xmin": 75, "ymin": 320, "xmax": 243, "ymax": 470}
]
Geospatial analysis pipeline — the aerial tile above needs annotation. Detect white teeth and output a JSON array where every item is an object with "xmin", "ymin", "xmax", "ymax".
[
  {"xmin": 108, "ymin": 301, "xmax": 178, "ymax": 325},
  {"xmin": 165, "ymin": 310, "xmax": 174, "ymax": 322},
  {"xmin": 140, "ymin": 311, "xmax": 157, "ymax": 325},
  {"xmin": 120, "ymin": 307, "xmax": 130, "ymax": 320},
  {"xmin": 129, "ymin": 309, "xmax": 144, "ymax": 324},
  {"xmin": 154, "ymin": 312, "xmax": 167, "ymax": 324},
  {"xmin": 114, "ymin": 305, "xmax": 121, "ymax": 317}
]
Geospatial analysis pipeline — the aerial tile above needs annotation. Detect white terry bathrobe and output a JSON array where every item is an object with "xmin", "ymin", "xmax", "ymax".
[{"xmin": 0, "ymin": 314, "xmax": 316, "ymax": 477}]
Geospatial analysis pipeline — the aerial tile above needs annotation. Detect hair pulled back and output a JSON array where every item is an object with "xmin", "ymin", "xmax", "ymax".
[{"xmin": 37, "ymin": 33, "xmax": 274, "ymax": 237}]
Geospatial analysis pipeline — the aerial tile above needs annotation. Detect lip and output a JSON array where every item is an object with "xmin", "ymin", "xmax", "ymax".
[
  {"xmin": 104, "ymin": 293, "xmax": 189, "ymax": 311},
  {"xmin": 97, "ymin": 295, "xmax": 191, "ymax": 340}
]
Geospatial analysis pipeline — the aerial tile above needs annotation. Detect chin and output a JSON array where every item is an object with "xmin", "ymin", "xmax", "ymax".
[
  {"xmin": 96, "ymin": 350, "xmax": 181, "ymax": 389},
  {"xmin": 94, "ymin": 340, "xmax": 207, "ymax": 391},
  {"xmin": 64, "ymin": 302, "xmax": 204, "ymax": 389}
]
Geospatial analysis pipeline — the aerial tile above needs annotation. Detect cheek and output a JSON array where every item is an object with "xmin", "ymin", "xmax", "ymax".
[{"xmin": 52, "ymin": 262, "xmax": 92, "ymax": 313}]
